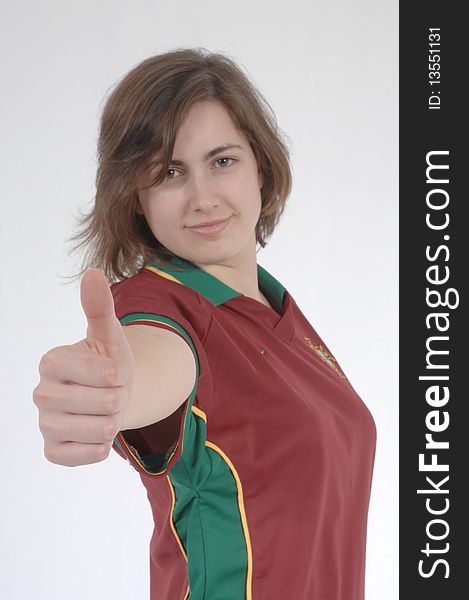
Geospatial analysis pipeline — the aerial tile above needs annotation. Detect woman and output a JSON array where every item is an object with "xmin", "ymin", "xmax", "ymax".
[{"xmin": 34, "ymin": 48, "xmax": 377, "ymax": 599}]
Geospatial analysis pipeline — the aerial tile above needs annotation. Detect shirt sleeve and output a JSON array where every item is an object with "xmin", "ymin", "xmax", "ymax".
[{"xmin": 109, "ymin": 269, "xmax": 211, "ymax": 480}]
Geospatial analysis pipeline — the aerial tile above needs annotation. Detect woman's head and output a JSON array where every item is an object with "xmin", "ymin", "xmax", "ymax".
[
  {"xmin": 136, "ymin": 98, "xmax": 265, "ymax": 270},
  {"xmin": 66, "ymin": 47, "xmax": 292, "ymax": 283}
]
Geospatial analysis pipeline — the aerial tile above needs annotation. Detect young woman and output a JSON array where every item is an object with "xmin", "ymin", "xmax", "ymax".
[{"xmin": 34, "ymin": 48, "xmax": 377, "ymax": 600}]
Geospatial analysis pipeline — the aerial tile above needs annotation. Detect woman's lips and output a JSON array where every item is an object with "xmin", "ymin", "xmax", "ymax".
[{"xmin": 186, "ymin": 216, "xmax": 232, "ymax": 236}]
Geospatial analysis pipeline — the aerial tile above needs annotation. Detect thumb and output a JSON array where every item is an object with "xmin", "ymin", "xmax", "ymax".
[{"xmin": 80, "ymin": 268, "xmax": 130, "ymax": 361}]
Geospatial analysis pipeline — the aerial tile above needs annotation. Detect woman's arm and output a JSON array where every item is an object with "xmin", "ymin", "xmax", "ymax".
[
  {"xmin": 121, "ymin": 324, "xmax": 196, "ymax": 431},
  {"xmin": 120, "ymin": 324, "xmax": 197, "ymax": 432}
]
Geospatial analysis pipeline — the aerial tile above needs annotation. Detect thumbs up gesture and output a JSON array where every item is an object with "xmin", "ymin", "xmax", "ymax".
[{"xmin": 33, "ymin": 269, "xmax": 135, "ymax": 466}]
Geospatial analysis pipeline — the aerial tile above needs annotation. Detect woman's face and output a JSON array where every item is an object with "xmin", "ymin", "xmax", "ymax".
[{"xmin": 136, "ymin": 100, "xmax": 264, "ymax": 266}]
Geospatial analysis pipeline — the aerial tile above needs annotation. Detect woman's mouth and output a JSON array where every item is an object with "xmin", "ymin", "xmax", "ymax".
[{"xmin": 186, "ymin": 216, "xmax": 232, "ymax": 236}]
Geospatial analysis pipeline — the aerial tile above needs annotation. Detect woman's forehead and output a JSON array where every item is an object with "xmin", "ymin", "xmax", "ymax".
[{"xmin": 140, "ymin": 101, "xmax": 250, "ymax": 172}]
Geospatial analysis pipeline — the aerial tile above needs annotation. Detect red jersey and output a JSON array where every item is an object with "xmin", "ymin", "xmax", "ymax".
[{"xmin": 111, "ymin": 254, "xmax": 377, "ymax": 600}]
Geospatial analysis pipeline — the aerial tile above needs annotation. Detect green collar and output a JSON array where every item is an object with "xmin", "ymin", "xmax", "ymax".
[{"xmin": 144, "ymin": 255, "xmax": 286, "ymax": 313}]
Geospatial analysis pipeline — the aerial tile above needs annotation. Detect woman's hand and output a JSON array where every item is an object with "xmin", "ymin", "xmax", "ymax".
[{"xmin": 33, "ymin": 269, "xmax": 134, "ymax": 467}]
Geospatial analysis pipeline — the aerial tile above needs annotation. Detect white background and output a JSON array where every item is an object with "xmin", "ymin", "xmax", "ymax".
[{"xmin": 0, "ymin": 1, "xmax": 397, "ymax": 598}]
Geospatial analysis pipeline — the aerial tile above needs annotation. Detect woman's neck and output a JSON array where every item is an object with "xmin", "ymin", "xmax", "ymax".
[{"xmin": 191, "ymin": 241, "xmax": 265, "ymax": 303}]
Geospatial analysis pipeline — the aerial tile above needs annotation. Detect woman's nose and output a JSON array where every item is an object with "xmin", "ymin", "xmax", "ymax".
[{"xmin": 187, "ymin": 172, "xmax": 219, "ymax": 210}]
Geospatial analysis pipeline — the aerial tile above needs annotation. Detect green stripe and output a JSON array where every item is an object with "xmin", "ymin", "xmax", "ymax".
[
  {"xmin": 114, "ymin": 436, "xmax": 125, "ymax": 455},
  {"xmin": 147, "ymin": 254, "xmax": 286, "ymax": 312},
  {"xmin": 171, "ymin": 448, "xmax": 249, "ymax": 598},
  {"xmin": 147, "ymin": 256, "xmax": 242, "ymax": 305},
  {"xmin": 257, "ymin": 263, "xmax": 285, "ymax": 314}
]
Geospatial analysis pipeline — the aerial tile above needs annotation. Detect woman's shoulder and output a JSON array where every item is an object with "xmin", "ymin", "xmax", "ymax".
[{"xmin": 110, "ymin": 265, "xmax": 212, "ymax": 341}]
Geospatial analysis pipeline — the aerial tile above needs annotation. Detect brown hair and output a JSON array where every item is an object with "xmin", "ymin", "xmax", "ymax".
[{"xmin": 63, "ymin": 47, "xmax": 293, "ymax": 284}]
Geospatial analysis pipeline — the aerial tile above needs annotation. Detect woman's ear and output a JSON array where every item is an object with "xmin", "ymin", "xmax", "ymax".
[
  {"xmin": 135, "ymin": 194, "xmax": 144, "ymax": 216},
  {"xmin": 258, "ymin": 169, "xmax": 264, "ymax": 190}
]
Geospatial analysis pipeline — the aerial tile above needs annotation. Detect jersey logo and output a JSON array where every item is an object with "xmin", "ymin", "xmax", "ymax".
[{"xmin": 303, "ymin": 337, "xmax": 347, "ymax": 379}]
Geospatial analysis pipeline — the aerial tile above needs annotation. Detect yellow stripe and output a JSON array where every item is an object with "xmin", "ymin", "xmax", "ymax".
[
  {"xmin": 167, "ymin": 476, "xmax": 188, "ymax": 560},
  {"xmin": 123, "ymin": 317, "xmax": 180, "ymax": 333},
  {"xmin": 191, "ymin": 405, "xmax": 206, "ymax": 422},
  {"xmin": 144, "ymin": 264, "xmax": 183, "ymax": 284},
  {"xmin": 166, "ymin": 475, "xmax": 190, "ymax": 599}
]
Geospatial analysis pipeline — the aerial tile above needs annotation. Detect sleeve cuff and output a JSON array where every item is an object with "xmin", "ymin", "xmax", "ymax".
[{"xmin": 111, "ymin": 312, "xmax": 200, "ymax": 477}]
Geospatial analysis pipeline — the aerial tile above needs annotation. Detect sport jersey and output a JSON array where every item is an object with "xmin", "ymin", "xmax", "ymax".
[{"xmin": 110, "ymin": 254, "xmax": 377, "ymax": 600}]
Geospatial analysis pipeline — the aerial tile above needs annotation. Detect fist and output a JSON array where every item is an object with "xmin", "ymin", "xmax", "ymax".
[{"xmin": 33, "ymin": 269, "xmax": 134, "ymax": 466}]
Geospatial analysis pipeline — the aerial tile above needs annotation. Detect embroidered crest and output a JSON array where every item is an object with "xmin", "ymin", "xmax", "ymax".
[{"xmin": 303, "ymin": 337, "xmax": 347, "ymax": 379}]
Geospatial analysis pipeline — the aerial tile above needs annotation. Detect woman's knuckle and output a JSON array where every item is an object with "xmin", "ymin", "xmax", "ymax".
[
  {"xmin": 98, "ymin": 443, "xmax": 111, "ymax": 461},
  {"xmin": 44, "ymin": 444, "xmax": 59, "ymax": 464},
  {"xmin": 103, "ymin": 418, "xmax": 116, "ymax": 441},
  {"xmin": 104, "ymin": 365, "xmax": 118, "ymax": 386},
  {"xmin": 68, "ymin": 383, "xmax": 82, "ymax": 405},
  {"xmin": 32, "ymin": 385, "xmax": 47, "ymax": 406},
  {"xmin": 39, "ymin": 352, "xmax": 55, "ymax": 375},
  {"xmin": 103, "ymin": 392, "xmax": 117, "ymax": 413}
]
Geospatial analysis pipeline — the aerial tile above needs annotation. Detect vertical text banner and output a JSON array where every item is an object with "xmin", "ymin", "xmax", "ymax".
[{"xmin": 400, "ymin": 2, "xmax": 466, "ymax": 597}]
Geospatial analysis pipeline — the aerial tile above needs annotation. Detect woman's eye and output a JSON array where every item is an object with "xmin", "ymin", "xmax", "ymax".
[
  {"xmin": 165, "ymin": 168, "xmax": 181, "ymax": 180},
  {"xmin": 215, "ymin": 157, "xmax": 235, "ymax": 168}
]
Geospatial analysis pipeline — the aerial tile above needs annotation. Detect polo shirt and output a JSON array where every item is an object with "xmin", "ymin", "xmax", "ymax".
[{"xmin": 110, "ymin": 254, "xmax": 377, "ymax": 600}]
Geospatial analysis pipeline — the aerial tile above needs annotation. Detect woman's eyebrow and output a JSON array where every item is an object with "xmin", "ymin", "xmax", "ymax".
[{"xmin": 169, "ymin": 144, "xmax": 244, "ymax": 166}]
